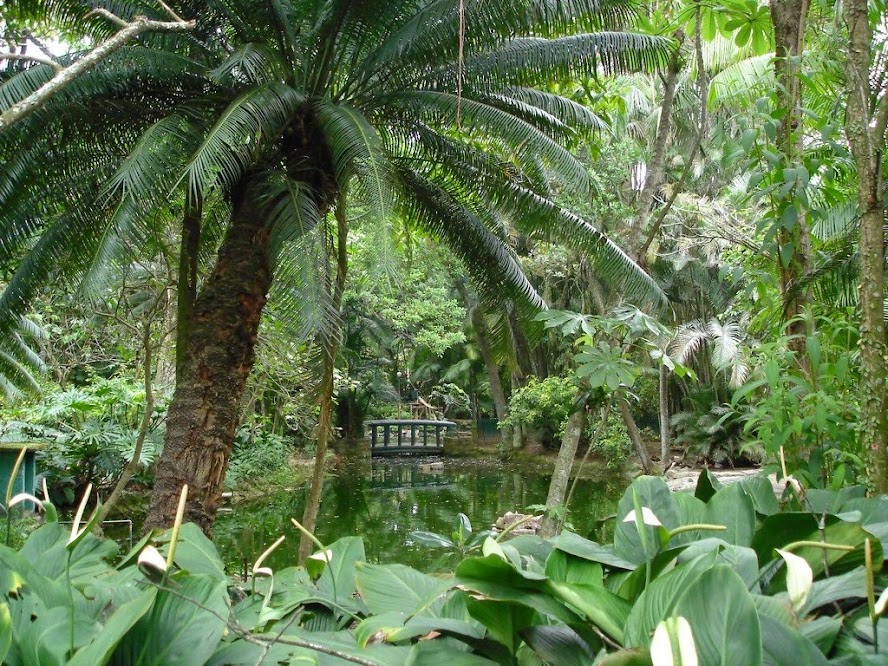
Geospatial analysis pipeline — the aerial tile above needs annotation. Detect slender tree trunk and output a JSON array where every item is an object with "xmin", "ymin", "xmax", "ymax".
[
  {"xmin": 176, "ymin": 192, "xmax": 202, "ymax": 379},
  {"xmin": 620, "ymin": 396, "xmax": 652, "ymax": 474},
  {"xmin": 99, "ymin": 315, "xmax": 155, "ymax": 522},
  {"xmin": 844, "ymin": 0, "xmax": 888, "ymax": 491},
  {"xmin": 633, "ymin": 37, "xmax": 682, "ymax": 258},
  {"xmin": 770, "ymin": 0, "xmax": 812, "ymax": 355},
  {"xmin": 299, "ymin": 203, "xmax": 349, "ymax": 561},
  {"xmin": 144, "ymin": 192, "xmax": 271, "ymax": 533},
  {"xmin": 540, "ymin": 404, "xmax": 586, "ymax": 537},
  {"xmin": 659, "ymin": 363, "xmax": 670, "ymax": 460}
]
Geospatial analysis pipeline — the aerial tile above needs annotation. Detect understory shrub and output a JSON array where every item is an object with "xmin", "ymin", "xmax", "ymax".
[
  {"xmin": 585, "ymin": 412, "xmax": 633, "ymax": 470},
  {"xmin": 225, "ymin": 427, "xmax": 293, "ymax": 487},
  {"xmin": 500, "ymin": 375, "xmax": 577, "ymax": 448}
]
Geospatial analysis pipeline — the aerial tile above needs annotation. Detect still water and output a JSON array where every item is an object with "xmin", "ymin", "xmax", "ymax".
[{"xmin": 212, "ymin": 453, "xmax": 623, "ymax": 575}]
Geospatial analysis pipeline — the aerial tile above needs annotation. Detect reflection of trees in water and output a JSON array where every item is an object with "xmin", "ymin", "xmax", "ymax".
[{"xmin": 215, "ymin": 457, "xmax": 622, "ymax": 574}]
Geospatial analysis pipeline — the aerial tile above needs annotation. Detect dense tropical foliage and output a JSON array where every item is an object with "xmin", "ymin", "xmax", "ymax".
[{"xmin": 1, "ymin": 0, "xmax": 887, "ymax": 661}]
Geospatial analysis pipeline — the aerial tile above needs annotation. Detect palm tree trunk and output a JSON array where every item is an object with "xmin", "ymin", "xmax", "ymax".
[
  {"xmin": 845, "ymin": 0, "xmax": 888, "ymax": 492},
  {"xmin": 299, "ymin": 203, "xmax": 349, "ymax": 561},
  {"xmin": 144, "ymin": 192, "xmax": 271, "ymax": 533},
  {"xmin": 540, "ymin": 404, "xmax": 585, "ymax": 537},
  {"xmin": 175, "ymin": 191, "xmax": 201, "ymax": 379}
]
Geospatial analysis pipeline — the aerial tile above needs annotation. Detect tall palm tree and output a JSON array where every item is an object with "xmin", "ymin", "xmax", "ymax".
[{"xmin": 0, "ymin": 0, "xmax": 670, "ymax": 533}]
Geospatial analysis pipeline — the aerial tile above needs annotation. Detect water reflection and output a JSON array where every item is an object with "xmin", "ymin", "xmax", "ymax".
[{"xmin": 213, "ymin": 452, "xmax": 622, "ymax": 575}]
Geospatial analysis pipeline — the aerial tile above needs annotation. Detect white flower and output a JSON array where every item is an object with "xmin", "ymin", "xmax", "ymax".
[
  {"xmin": 651, "ymin": 616, "xmax": 698, "ymax": 666},
  {"xmin": 622, "ymin": 507, "xmax": 662, "ymax": 527},
  {"xmin": 138, "ymin": 545, "xmax": 168, "ymax": 576},
  {"xmin": 777, "ymin": 549, "xmax": 813, "ymax": 613},
  {"xmin": 875, "ymin": 587, "xmax": 888, "ymax": 617}
]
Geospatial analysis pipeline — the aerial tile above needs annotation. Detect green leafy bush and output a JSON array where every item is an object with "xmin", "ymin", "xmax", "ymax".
[
  {"xmin": 500, "ymin": 375, "xmax": 578, "ymax": 448},
  {"xmin": 225, "ymin": 427, "xmax": 293, "ymax": 487},
  {"xmin": 5, "ymin": 374, "xmax": 166, "ymax": 503},
  {"xmin": 585, "ymin": 413, "xmax": 634, "ymax": 470}
]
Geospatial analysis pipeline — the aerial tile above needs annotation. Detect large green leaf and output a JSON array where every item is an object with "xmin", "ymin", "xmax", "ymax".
[
  {"xmin": 759, "ymin": 615, "xmax": 828, "ymax": 666},
  {"xmin": 0, "ymin": 602, "xmax": 11, "ymax": 665},
  {"xmin": 464, "ymin": 599, "xmax": 534, "ymax": 655},
  {"xmin": 623, "ymin": 551, "xmax": 719, "ymax": 647},
  {"xmin": 156, "ymin": 523, "xmax": 225, "ymax": 578},
  {"xmin": 112, "ymin": 574, "xmax": 228, "ymax": 665},
  {"xmin": 547, "ymin": 581, "xmax": 632, "ymax": 644},
  {"xmin": 317, "ymin": 536, "xmax": 366, "ymax": 601},
  {"xmin": 69, "ymin": 589, "xmax": 157, "ymax": 666},
  {"xmin": 545, "ymin": 549, "xmax": 603, "ymax": 587},
  {"xmin": 550, "ymin": 531, "xmax": 636, "ymax": 570},
  {"xmin": 738, "ymin": 477, "xmax": 779, "ymax": 516},
  {"xmin": 752, "ymin": 514, "xmax": 883, "ymax": 588},
  {"xmin": 705, "ymin": 483, "xmax": 756, "ymax": 547},
  {"xmin": 520, "ymin": 625, "xmax": 595, "ymax": 666},
  {"xmin": 355, "ymin": 563, "xmax": 449, "ymax": 615},
  {"xmin": 405, "ymin": 640, "xmax": 497, "ymax": 665},
  {"xmin": 615, "ymin": 476, "xmax": 680, "ymax": 565},
  {"xmin": 694, "ymin": 469, "xmax": 723, "ymax": 502},
  {"xmin": 673, "ymin": 565, "xmax": 762, "ymax": 666}
]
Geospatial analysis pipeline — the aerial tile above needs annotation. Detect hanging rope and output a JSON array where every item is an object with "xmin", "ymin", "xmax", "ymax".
[{"xmin": 457, "ymin": 0, "xmax": 465, "ymax": 128}]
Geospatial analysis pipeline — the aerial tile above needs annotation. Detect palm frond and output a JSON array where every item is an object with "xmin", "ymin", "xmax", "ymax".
[
  {"xmin": 417, "ymin": 33, "xmax": 673, "ymax": 91},
  {"xmin": 671, "ymin": 320, "xmax": 708, "ymax": 364},
  {"xmin": 706, "ymin": 319, "xmax": 741, "ymax": 369},
  {"xmin": 209, "ymin": 43, "xmax": 288, "ymax": 86},
  {"xmin": 397, "ymin": 166, "xmax": 543, "ymax": 309},
  {"xmin": 316, "ymin": 102, "xmax": 395, "ymax": 223},
  {"xmin": 185, "ymin": 83, "xmax": 304, "ymax": 199},
  {"xmin": 380, "ymin": 90, "xmax": 591, "ymax": 193},
  {"xmin": 708, "ymin": 55, "xmax": 771, "ymax": 109}
]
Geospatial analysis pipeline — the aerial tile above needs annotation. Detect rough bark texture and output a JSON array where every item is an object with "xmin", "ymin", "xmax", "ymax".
[
  {"xmin": 144, "ymin": 193, "xmax": 271, "ymax": 533},
  {"xmin": 844, "ymin": 0, "xmax": 888, "ymax": 491},
  {"xmin": 770, "ymin": 0, "xmax": 812, "ymax": 353},
  {"xmin": 540, "ymin": 405, "xmax": 585, "ymax": 537},
  {"xmin": 299, "ymin": 207, "xmax": 349, "ymax": 561}
]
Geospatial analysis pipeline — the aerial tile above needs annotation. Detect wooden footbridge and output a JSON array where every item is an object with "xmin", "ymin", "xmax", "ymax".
[{"xmin": 365, "ymin": 419, "xmax": 456, "ymax": 455}]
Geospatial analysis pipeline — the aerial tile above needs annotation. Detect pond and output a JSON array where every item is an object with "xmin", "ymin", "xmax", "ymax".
[{"xmin": 212, "ymin": 452, "xmax": 625, "ymax": 575}]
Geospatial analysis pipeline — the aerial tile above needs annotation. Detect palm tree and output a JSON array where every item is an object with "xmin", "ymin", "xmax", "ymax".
[{"xmin": 0, "ymin": 0, "xmax": 671, "ymax": 534}]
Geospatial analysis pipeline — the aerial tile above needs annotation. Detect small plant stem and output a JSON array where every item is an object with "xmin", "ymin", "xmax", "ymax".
[
  {"xmin": 290, "ymin": 518, "xmax": 337, "ymax": 603},
  {"xmin": 865, "ymin": 539, "xmax": 879, "ymax": 654},
  {"xmin": 668, "ymin": 523, "xmax": 727, "ymax": 538},
  {"xmin": 562, "ymin": 400, "xmax": 614, "ymax": 531},
  {"xmin": 781, "ymin": 540, "xmax": 854, "ymax": 553},
  {"xmin": 165, "ymin": 484, "xmax": 189, "ymax": 578},
  {"xmin": 67, "ymin": 549, "xmax": 75, "ymax": 656},
  {"xmin": 4, "ymin": 448, "xmax": 26, "ymax": 546}
]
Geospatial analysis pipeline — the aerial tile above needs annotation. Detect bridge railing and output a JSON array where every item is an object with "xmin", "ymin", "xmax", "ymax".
[{"xmin": 364, "ymin": 419, "xmax": 456, "ymax": 453}]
